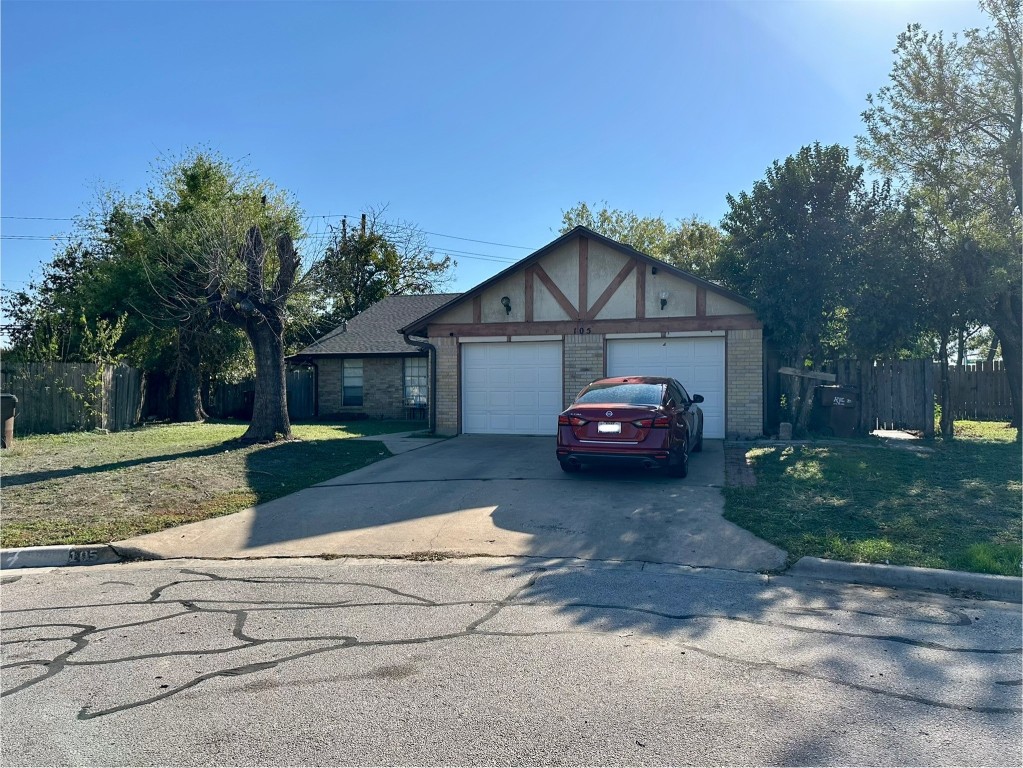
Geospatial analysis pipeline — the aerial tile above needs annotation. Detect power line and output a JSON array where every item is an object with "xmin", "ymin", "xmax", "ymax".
[
  {"xmin": 0, "ymin": 216, "xmax": 74, "ymax": 221},
  {"xmin": 3, "ymin": 213, "xmax": 541, "ymax": 251}
]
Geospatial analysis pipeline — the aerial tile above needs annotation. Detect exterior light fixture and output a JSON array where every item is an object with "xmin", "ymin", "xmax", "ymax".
[
  {"xmin": 659, "ymin": 290, "xmax": 669, "ymax": 310},
  {"xmin": 501, "ymin": 296, "xmax": 512, "ymax": 314}
]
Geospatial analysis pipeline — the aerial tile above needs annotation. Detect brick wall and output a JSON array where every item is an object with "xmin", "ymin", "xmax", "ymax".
[
  {"xmin": 434, "ymin": 337, "xmax": 459, "ymax": 435},
  {"xmin": 363, "ymin": 358, "xmax": 404, "ymax": 417},
  {"xmin": 318, "ymin": 359, "xmax": 342, "ymax": 413},
  {"xmin": 316, "ymin": 356, "xmax": 425, "ymax": 420},
  {"xmin": 726, "ymin": 328, "xmax": 763, "ymax": 439},
  {"xmin": 563, "ymin": 333, "xmax": 604, "ymax": 407}
]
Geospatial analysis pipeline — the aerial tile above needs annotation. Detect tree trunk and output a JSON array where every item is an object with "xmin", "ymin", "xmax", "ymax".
[
  {"xmin": 938, "ymin": 335, "xmax": 954, "ymax": 440},
  {"xmin": 990, "ymin": 290, "xmax": 1022, "ymax": 438},
  {"xmin": 241, "ymin": 322, "xmax": 291, "ymax": 442},
  {"xmin": 172, "ymin": 364, "xmax": 205, "ymax": 422},
  {"xmin": 794, "ymin": 375, "xmax": 816, "ymax": 436}
]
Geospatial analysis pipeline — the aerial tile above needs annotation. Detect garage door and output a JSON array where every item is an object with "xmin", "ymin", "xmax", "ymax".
[
  {"xmin": 462, "ymin": 342, "xmax": 563, "ymax": 435},
  {"xmin": 607, "ymin": 337, "xmax": 725, "ymax": 438}
]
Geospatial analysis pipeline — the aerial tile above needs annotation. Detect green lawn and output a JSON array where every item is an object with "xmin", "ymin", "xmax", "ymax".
[
  {"xmin": 0, "ymin": 420, "xmax": 423, "ymax": 548},
  {"xmin": 723, "ymin": 421, "xmax": 1021, "ymax": 576}
]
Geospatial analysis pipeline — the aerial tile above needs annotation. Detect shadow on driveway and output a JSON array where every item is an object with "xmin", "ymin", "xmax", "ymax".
[{"xmin": 118, "ymin": 434, "xmax": 786, "ymax": 573}]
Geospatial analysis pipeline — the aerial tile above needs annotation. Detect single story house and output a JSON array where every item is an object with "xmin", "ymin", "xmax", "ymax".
[
  {"xmin": 293, "ymin": 226, "xmax": 764, "ymax": 438},
  {"xmin": 289, "ymin": 293, "xmax": 460, "ymax": 421}
]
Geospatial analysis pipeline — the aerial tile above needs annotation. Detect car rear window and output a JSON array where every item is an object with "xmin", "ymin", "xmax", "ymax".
[{"xmin": 576, "ymin": 383, "xmax": 664, "ymax": 405}]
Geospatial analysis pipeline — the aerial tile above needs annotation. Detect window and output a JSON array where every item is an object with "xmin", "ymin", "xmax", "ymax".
[
  {"xmin": 342, "ymin": 359, "xmax": 363, "ymax": 406},
  {"xmin": 576, "ymin": 383, "xmax": 664, "ymax": 406},
  {"xmin": 403, "ymin": 357, "xmax": 428, "ymax": 407}
]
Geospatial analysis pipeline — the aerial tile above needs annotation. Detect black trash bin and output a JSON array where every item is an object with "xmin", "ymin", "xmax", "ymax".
[
  {"xmin": 814, "ymin": 385, "xmax": 860, "ymax": 437},
  {"xmin": 1, "ymin": 393, "xmax": 18, "ymax": 449}
]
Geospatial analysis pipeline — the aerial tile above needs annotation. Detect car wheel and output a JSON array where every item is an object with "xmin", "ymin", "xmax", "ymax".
[
  {"xmin": 559, "ymin": 460, "xmax": 581, "ymax": 473},
  {"xmin": 692, "ymin": 425, "xmax": 704, "ymax": 453},
  {"xmin": 668, "ymin": 437, "xmax": 689, "ymax": 478}
]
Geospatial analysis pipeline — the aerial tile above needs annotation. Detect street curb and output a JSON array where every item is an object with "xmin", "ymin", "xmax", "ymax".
[
  {"xmin": 0, "ymin": 544, "xmax": 125, "ymax": 570},
  {"xmin": 787, "ymin": 556, "xmax": 1022, "ymax": 603}
]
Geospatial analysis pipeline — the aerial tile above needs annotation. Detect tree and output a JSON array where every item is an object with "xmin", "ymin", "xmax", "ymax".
[
  {"xmin": 1, "ymin": 152, "xmax": 299, "ymax": 424},
  {"xmin": 842, "ymin": 181, "xmax": 926, "ymax": 360},
  {"xmin": 717, "ymin": 144, "xmax": 884, "ymax": 434},
  {"xmin": 560, "ymin": 203, "xmax": 722, "ymax": 277},
  {"xmin": 858, "ymin": 0, "xmax": 1022, "ymax": 436},
  {"xmin": 309, "ymin": 210, "xmax": 452, "ymax": 334},
  {"xmin": 206, "ymin": 226, "xmax": 303, "ymax": 441},
  {"xmin": 135, "ymin": 156, "xmax": 305, "ymax": 441}
]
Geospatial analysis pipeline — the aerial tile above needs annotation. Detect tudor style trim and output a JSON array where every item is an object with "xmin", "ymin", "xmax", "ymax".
[
  {"xmin": 427, "ymin": 314, "xmax": 761, "ymax": 338},
  {"xmin": 399, "ymin": 225, "xmax": 754, "ymax": 337}
]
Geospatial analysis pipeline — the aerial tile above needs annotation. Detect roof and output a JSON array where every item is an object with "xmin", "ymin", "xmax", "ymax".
[
  {"xmin": 291, "ymin": 293, "xmax": 461, "ymax": 357},
  {"xmin": 400, "ymin": 226, "xmax": 753, "ymax": 336}
]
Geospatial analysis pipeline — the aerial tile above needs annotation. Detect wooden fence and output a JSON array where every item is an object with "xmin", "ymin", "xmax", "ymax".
[
  {"xmin": 208, "ymin": 367, "xmax": 316, "ymax": 420},
  {"xmin": 0, "ymin": 362, "xmax": 144, "ymax": 435},
  {"xmin": 822, "ymin": 359, "xmax": 935, "ymax": 436},
  {"xmin": 935, "ymin": 360, "xmax": 1013, "ymax": 421}
]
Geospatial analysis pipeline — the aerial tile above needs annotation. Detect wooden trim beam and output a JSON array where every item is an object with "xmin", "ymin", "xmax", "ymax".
[
  {"xmin": 636, "ymin": 264, "xmax": 646, "ymax": 319},
  {"xmin": 578, "ymin": 236, "xmax": 589, "ymax": 321},
  {"xmin": 524, "ymin": 266, "xmax": 534, "ymax": 322},
  {"xmin": 587, "ymin": 260, "xmax": 636, "ymax": 321},
  {"xmin": 533, "ymin": 263, "xmax": 579, "ymax": 319},
  {"xmin": 429, "ymin": 314, "xmax": 761, "ymax": 338}
]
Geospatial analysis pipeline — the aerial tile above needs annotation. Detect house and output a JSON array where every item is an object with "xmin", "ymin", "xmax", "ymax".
[
  {"xmin": 289, "ymin": 293, "xmax": 460, "ymax": 421},
  {"xmin": 400, "ymin": 226, "xmax": 763, "ymax": 439}
]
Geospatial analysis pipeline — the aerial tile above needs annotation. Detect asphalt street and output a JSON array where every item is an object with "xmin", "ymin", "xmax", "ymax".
[{"xmin": 1, "ymin": 557, "xmax": 1020, "ymax": 766}]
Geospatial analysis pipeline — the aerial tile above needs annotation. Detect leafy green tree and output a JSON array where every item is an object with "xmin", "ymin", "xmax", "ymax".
[
  {"xmin": 131, "ymin": 154, "xmax": 305, "ymax": 439},
  {"xmin": 718, "ymin": 143, "xmax": 902, "ymax": 433},
  {"xmin": 858, "ymin": 0, "xmax": 1022, "ymax": 435},
  {"xmin": 310, "ymin": 210, "xmax": 452, "ymax": 334},
  {"xmin": 2, "ymin": 151, "xmax": 304, "ymax": 429},
  {"xmin": 560, "ymin": 202, "xmax": 722, "ymax": 277},
  {"xmin": 842, "ymin": 181, "xmax": 926, "ymax": 359}
]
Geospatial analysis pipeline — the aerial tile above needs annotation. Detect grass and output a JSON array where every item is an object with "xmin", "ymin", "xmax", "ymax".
[
  {"xmin": 723, "ymin": 420, "xmax": 1022, "ymax": 576},
  {"xmin": 0, "ymin": 419, "xmax": 424, "ymax": 548}
]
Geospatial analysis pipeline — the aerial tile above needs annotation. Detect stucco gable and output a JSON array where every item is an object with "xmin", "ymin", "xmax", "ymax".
[{"xmin": 401, "ymin": 226, "xmax": 756, "ymax": 335}]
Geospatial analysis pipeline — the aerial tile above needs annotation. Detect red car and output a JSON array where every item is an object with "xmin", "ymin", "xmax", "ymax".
[{"xmin": 556, "ymin": 376, "xmax": 704, "ymax": 477}]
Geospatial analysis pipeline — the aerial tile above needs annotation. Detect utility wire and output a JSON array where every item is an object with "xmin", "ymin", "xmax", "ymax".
[{"xmin": 2, "ymin": 214, "xmax": 540, "ymax": 252}]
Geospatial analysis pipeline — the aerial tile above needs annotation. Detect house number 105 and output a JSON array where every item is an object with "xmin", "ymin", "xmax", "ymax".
[{"xmin": 574, "ymin": 327, "xmax": 592, "ymax": 335}]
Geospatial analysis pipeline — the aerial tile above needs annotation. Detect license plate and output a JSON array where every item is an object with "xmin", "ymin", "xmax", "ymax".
[{"xmin": 597, "ymin": 421, "xmax": 621, "ymax": 434}]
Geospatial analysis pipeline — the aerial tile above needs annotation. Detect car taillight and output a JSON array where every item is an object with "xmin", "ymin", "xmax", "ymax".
[
  {"xmin": 632, "ymin": 418, "xmax": 653, "ymax": 428},
  {"xmin": 652, "ymin": 416, "xmax": 671, "ymax": 427},
  {"xmin": 558, "ymin": 415, "xmax": 589, "ymax": 426}
]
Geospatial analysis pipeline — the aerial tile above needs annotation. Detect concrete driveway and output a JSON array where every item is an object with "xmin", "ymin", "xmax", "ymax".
[{"xmin": 116, "ymin": 435, "xmax": 786, "ymax": 571}]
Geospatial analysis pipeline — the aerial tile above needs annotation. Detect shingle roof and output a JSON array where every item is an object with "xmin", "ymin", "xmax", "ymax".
[{"xmin": 292, "ymin": 294, "xmax": 462, "ymax": 357}]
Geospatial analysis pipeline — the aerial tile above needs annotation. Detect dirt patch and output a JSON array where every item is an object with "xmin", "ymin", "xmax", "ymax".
[{"xmin": 724, "ymin": 444, "xmax": 757, "ymax": 487}]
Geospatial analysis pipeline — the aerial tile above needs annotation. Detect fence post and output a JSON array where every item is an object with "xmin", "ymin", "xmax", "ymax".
[{"xmin": 923, "ymin": 359, "xmax": 935, "ymax": 437}]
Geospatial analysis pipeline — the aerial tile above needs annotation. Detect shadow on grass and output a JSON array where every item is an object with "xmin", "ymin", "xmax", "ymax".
[{"xmin": 1, "ymin": 440, "xmax": 249, "ymax": 488}]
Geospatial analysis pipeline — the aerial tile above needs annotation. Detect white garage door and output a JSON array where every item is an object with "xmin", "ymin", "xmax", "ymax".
[
  {"xmin": 462, "ymin": 342, "xmax": 563, "ymax": 435},
  {"xmin": 607, "ymin": 337, "xmax": 726, "ymax": 438}
]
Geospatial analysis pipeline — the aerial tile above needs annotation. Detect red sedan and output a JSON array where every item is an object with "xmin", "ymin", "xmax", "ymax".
[{"xmin": 556, "ymin": 376, "xmax": 704, "ymax": 477}]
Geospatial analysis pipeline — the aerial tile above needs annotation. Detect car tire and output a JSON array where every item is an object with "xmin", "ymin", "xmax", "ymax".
[
  {"xmin": 692, "ymin": 425, "xmax": 704, "ymax": 453},
  {"xmin": 559, "ymin": 460, "xmax": 581, "ymax": 473},
  {"xmin": 667, "ymin": 437, "xmax": 689, "ymax": 478}
]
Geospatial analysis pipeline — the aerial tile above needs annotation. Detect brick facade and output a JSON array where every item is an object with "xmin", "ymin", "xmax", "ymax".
[
  {"xmin": 317, "ymin": 359, "xmax": 342, "ymax": 413},
  {"xmin": 434, "ymin": 337, "xmax": 459, "ymax": 435},
  {"xmin": 726, "ymin": 328, "xmax": 763, "ymax": 439},
  {"xmin": 563, "ymin": 333, "xmax": 604, "ymax": 407},
  {"xmin": 317, "ymin": 355, "xmax": 426, "ymax": 420}
]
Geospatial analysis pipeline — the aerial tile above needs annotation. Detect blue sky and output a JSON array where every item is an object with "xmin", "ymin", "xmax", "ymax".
[{"xmin": 1, "ymin": 0, "xmax": 988, "ymax": 308}]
